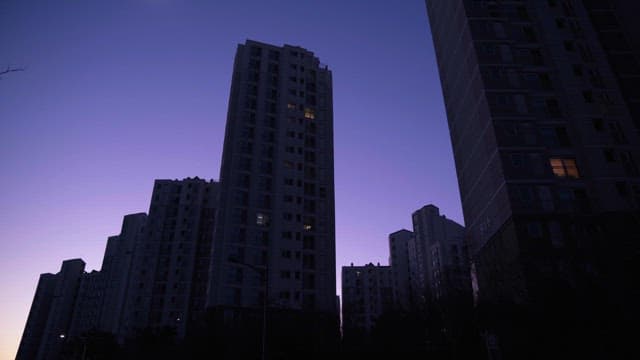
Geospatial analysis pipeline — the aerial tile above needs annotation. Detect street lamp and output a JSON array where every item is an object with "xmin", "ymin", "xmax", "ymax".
[{"xmin": 229, "ymin": 256, "xmax": 268, "ymax": 360}]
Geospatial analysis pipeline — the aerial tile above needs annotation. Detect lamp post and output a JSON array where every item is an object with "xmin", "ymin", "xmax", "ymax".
[{"xmin": 229, "ymin": 257, "xmax": 268, "ymax": 360}]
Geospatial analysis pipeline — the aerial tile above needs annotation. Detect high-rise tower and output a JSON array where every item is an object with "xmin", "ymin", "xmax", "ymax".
[
  {"xmin": 209, "ymin": 40, "xmax": 336, "ymax": 316},
  {"xmin": 425, "ymin": 1, "xmax": 640, "ymax": 358}
]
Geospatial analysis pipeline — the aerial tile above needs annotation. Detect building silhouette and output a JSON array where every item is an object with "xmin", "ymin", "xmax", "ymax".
[
  {"xmin": 425, "ymin": 1, "xmax": 640, "ymax": 358},
  {"xmin": 388, "ymin": 229, "xmax": 416, "ymax": 311},
  {"xmin": 119, "ymin": 178, "xmax": 218, "ymax": 339},
  {"xmin": 194, "ymin": 40, "xmax": 338, "ymax": 358},
  {"xmin": 17, "ymin": 259, "xmax": 85, "ymax": 360},
  {"xmin": 207, "ymin": 40, "xmax": 336, "ymax": 317},
  {"xmin": 17, "ymin": 178, "xmax": 218, "ymax": 359},
  {"xmin": 411, "ymin": 205, "xmax": 467, "ymax": 305},
  {"xmin": 17, "ymin": 40, "xmax": 338, "ymax": 358},
  {"xmin": 341, "ymin": 263, "xmax": 394, "ymax": 339},
  {"xmin": 68, "ymin": 270, "xmax": 104, "ymax": 338},
  {"xmin": 100, "ymin": 213, "xmax": 147, "ymax": 337},
  {"xmin": 16, "ymin": 273, "xmax": 57, "ymax": 360}
]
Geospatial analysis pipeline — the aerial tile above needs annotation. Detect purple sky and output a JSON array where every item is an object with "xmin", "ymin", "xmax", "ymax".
[{"xmin": 0, "ymin": 0, "xmax": 462, "ymax": 357}]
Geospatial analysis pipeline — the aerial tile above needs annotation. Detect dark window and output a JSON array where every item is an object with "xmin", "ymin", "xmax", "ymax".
[
  {"xmin": 603, "ymin": 149, "xmax": 616, "ymax": 162},
  {"xmin": 572, "ymin": 64, "xmax": 583, "ymax": 77},
  {"xmin": 258, "ymin": 176, "xmax": 272, "ymax": 191},
  {"xmin": 563, "ymin": 41, "xmax": 575, "ymax": 52},
  {"xmin": 592, "ymin": 118, "xmax": 604, "ymax": 132}
]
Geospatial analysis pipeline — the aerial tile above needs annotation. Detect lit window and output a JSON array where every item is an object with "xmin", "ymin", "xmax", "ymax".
[
  {"xmin": 287, "ymin": 103, "xmax": 296, "ymax": 110},
  {"xmin": 304, "ymin": 224, "xmax": 312, "ymax": 231},
  {"xmin": 256, "ymin": 213, "xmax": 269, "ymax": 226},
  {"xmin": 304, "ymin": 108, "xmax": 315, "ymax": 119},
  {"xmin": 550, "ymin": 158, "xmax": 579, "ymax": 178}
]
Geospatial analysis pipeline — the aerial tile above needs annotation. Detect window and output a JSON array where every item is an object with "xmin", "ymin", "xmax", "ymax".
[
  {"xmin": 592, "ymin": 118, "xmax": 604, "ymax": 132},
  {"xmin": 572, "ymin": 64, "xmax": 583, "ymax": 77},
  {"xmin": 287, "ymin": 103, "xmax": 296, "ymax": 110},
  {"xmin": 303, "ymin": 236, "xmax": 315, "ymax": 249},
  {"xmin": 250, "ymin": 47, "xmax": 262, "ymax": 57},
  {"xmin": 615, "ymin": 182, "xmax": 628, "ymax": 196},
  {"xmin": 493, "ymin": 22, "xmax": 506, "ymax": 38},
  {"xmin": 238, "ymin": 157, "xmax": 252, "ymax": 171},
  {"xmin": 234, "ymin": 190, "xmax": 248, "ymax": 206},
  {"xmin": 510, "ymin": 153, "xmax": 524, "ymax": 167},
  {"xmin": 550, "ymin": 158, "xmax": 580, "ymax": 178},
  {"xmin": 304, "ymin": 108, "xmax": 315, "ymax": 119},
  {"xmin": 563, "ymin": 41, "xmax": 575, "ymax": 52},
  {"xmin": 256, "ymin": 213, "xmax": 269, "ymax": 226},
  {"xmin": 603, "ymin": 149, "xmax": 616, "ymax": 162},
  {"xmin": 258, "ymin": 194, "xmax": 271, "ymax": 208},
  {"xmin": 527, "ymin": 222, "xmax": 543, "ymax": 238},
  {"xmin": 258, "ymin": 177, "xmax": 271, "ymax": 191},
  {"xmin": 545, "ymin": 98, "xmax": 561, "ymax": 116}
]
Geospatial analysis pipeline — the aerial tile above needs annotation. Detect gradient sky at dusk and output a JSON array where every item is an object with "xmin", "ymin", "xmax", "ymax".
[{"xmin": 0, "ymin": 0, "xmax": 462, "ymax": 357}]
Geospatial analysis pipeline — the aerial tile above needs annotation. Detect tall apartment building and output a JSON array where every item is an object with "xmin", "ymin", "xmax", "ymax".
[
  {"xmin": 17, "ymin": 259, "xmax": 86, "ymax": 360},
  {"xmin": 388, "ymin": 229, "xmax": 415, "ymax": 311},
  {"xmin": 99, "ymin": 213, "xmax": 147, "ymax": 335},
  {"xmin": 411, "ymin": 205, "xmax": 467, "ymax": 303},
  {"xmin": 16, "ymin": 274, "xmax": 57, "ymax": 360},
  {"xmin": 68, "ymin": 270, "xmax": 104, "ymax": 338},
  {"xmin": 65, "ymin": 214, "xmax": 148, "ymax": 339},
  {"xmin": 425, "ymin": 1, "xmax": 640, "ymax": 357},
  {"xmin": 208, "ymin": 40, "xmax": 336, "ymax": 317},
  {"xmin": 341, "ymin": 263, "xmax": 394, "ymax": 337},
  {"xmin": 120, "ymin": 178, "xmax": 218, "ymax": 339}
]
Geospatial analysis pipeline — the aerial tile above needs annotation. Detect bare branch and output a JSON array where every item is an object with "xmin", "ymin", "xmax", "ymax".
[{"xmin": 0, "ymin": 65, "xmax": 25, "ymax": 78}]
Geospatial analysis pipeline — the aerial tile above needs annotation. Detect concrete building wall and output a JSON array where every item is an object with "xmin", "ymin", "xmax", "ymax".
[
  {"xmin": 35, "ymin": 259, "xmax": 85, "ymax": 360},
  {"xmin": 68, "ymin": 271, "xmax": 104, "ymax": 338},
  {"xmin": 99, "ymin": 213, "xmax": 147, "ymax": 336},
  {"xmin": 412, "ymin": 205, "xmax": 466, "ymax": 303},
  {"xmin": 388, "ymin": 229, "xmax": 415, "ymax": 311},
  {"xmin": 341, "ymin": 263, "xmax": 394, "ymax": 335},
  {"xmin": 425, "ymin": 0, "xmax": 640, "ymax": 357},
  {"xmin": 209, "ymin": 40, "xmax": 336, "ymax": 315},
  {"xmin": 120, "ymin": 178, "xmax": 218, "ymax": 339},
  {"xmin": 16, "ymin": 274, "xmax": 57, "ymax": 360}
]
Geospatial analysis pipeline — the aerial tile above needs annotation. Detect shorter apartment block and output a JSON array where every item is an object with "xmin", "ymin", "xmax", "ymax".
[
  {"xmin": 388, "ymin": 229, "xmax": 416, "ymax": 311},
  {"xmin": 412, "ymin": 205, "xmax": 469, "ymax": 304},
  {"xmin": 18, "ymin": 178, "xmax": 219, "ymax": 360},
  {"xmin": 341, "ymin": 263, "xmax": 394, "ymax": 338},
  {"xmin": 119, "ymin": 177, "xmax": 218, "ymax": 339},
  {"xmin": 17, "ymin": 259, "xmax": 86, "ymax": 360}
]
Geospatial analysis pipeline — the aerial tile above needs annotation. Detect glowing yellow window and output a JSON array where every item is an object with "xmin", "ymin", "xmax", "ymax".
[
  {"xmin": 304, "ymin": 108, "xmax": 315, "ymax": 119},
  {"xmin": 549, "ymin": 158, "xmax": 579, "ymax": 178}
]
